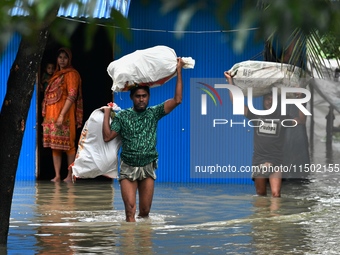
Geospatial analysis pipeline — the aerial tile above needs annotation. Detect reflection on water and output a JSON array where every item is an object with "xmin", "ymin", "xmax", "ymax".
[
  {"xmin": 34, "ymin": 181, "xmax": 116, "ymax": 254},
  {"xmin": 250, "ymin": 195, "xmax": 311, "ymax": 255},
  {"xmin": 7, "ymin": 140, "xmax": 340, "ymax": 254},
  {"xmin": 4, "ymin": 179, "xmax": 334, "ymax": 254}
]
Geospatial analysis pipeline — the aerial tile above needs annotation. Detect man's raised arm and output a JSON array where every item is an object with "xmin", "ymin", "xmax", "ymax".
[
  {"xmin": 164, "ymin": 58, "xmax": 185, "ymax": 114},
  {"xmin": 224, "ymin": 71, "xmax": 249, "ymax": 116}
]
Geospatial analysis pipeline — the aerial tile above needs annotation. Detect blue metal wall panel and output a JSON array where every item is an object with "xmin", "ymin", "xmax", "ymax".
[
  {"xmin": 9, "ymin": 0, "xmax": 131, "ymax": 18},
  {"xmin": 0, "ymin": 33, "xmax": 36, "ymax": 181},
  {"xmin": 58, "ymin": 0, "xmax": 131, "ymax": 18},
  {"xmin": 114, "ymin": 1, "xmax": 264, "ymax": 183},
  {"xmin": 0, "ymin": 35, "xmax": 21, "ymax": 103},
  {"xmin": 16, "ymin": 85, "xmax": 37, "ymax": 181}
]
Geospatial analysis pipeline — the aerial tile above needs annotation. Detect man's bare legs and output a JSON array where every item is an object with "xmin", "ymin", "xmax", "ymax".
[
  {"xmin": 120, "ymin": 177, "xmax": 155, "ymax": 222},
  {"xmin": 269, "ymin": 172, "xmax": 282, "ymax": 197},
  {"xmin": 254, "ymin": 172, "xmax": 282, "ymax": 197},
  {"xmin": 254, "ymin": 177, "xmax": 267, "ymax": 196},
  {"xmin": 121, "ymin": 179, "xmax": 138, "ymax": 222},
  {"xmin": 254, "ymin": 162, "xmax": 282, "ymax": 197},
  {"xmin": 138, "ymin": 178, "xmax": 154, "ymax": 218}
]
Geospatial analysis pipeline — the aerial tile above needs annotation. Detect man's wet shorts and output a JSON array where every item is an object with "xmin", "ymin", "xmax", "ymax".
[
  {"xmin": 251, "ymin": 164, "xmax": 282, "ymax": 180},
  {"xmin": 119, "ymin": 160, "xmax": 157, "ymax": 182}
]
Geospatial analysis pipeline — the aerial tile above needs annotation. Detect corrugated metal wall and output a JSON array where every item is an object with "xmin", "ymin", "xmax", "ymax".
[
  {"xmin": 0, "ymin": 33, "xmax": 36, "ymax": 180},
  {"xmin": 3, "ymin": 1, "xmax": 265, "ymax": 183},
  {"xmin": 113, "ymin": 1, "xmax": 264, "ymax": 183},
  {"xmin": 10, "ymin": 0, "xmax": 131, "ymax": 18}
]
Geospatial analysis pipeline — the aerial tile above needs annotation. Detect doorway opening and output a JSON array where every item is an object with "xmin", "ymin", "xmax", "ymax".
[{"xmin": 37, "ymin": 22, "xmax": 114, "ymax": 180}]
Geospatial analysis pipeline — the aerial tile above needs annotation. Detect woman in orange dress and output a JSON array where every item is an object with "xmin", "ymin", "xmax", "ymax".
[{"xmin": 42, "ymin": 48, "xmax": 83, "ymax": 182}]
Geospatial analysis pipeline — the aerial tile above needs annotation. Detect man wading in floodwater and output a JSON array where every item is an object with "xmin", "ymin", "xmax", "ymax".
[
  {"xmin": 224, "ymin": 71, "xmax": 306, "ymax": 197},
  {"xmin": 102, "ymin": 58, "xmax": 185, "ymax": 222}
]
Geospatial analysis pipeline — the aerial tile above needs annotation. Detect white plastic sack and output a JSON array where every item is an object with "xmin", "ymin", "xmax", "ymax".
[
  {"xmin": 107, "ymin": 45, "xmax": 195, "ymax": 92},
  {"xmin": 70, "ymin": 103, "xmax": 122, "ymax": 179},
  {"xmin": 228, "ymin": 60, "xmax": 311, "ymax": 97}
]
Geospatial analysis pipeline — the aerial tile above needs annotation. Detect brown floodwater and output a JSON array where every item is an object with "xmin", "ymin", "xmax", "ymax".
[{"xmin": 4, "ymin": 137, "xmax": 340, "ymax": 254}]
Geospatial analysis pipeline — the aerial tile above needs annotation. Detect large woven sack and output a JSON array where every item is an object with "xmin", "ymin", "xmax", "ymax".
[
  {"xmin": 70, "ymin": 103, "xmax": 122, "ymax": 179},
  {"xmin": 107, "ymin": 45, "xmax": 195, "ymax": 91},
  {"xmin": 228, "ymin": 60, "xmax": 311, "ymax": 97}
]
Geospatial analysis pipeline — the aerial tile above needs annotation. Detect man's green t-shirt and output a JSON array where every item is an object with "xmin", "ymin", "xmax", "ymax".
[{"xmin": 110, "ymin": 103, "xmax": 167, "ymax": 167}]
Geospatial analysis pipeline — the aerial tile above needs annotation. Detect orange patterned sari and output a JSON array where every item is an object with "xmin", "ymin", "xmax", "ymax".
[{"xmin": 42, "ymin": 67, "xmax": 83, "ymax": 151}]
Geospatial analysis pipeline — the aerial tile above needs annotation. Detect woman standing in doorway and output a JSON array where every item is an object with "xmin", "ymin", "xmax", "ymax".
[{"xmin": 42, "ymin": 48, "xmax": 83, "ymax": 182}]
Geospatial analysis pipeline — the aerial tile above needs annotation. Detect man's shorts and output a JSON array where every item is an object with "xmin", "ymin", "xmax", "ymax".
[
  {"xmin": 251, "ymin": 164, "xmax": 282, "ymax": 180},
  {"xmin": 119, "ymin": 160, "xmax": 157, "ymax": 182}
]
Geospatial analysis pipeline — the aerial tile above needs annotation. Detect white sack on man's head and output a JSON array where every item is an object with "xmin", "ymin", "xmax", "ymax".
[{"xmin": 107, "ymin": 45, "xmax": 195, "ymax": 92}]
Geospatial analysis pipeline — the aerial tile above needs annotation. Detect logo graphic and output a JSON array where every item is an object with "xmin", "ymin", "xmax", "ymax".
[
  {"xmin": 199, "ymin": 83, "xmax": 311, "ymax": 117},
  {"xmin": 214, "ymin": 85, "xmax": 311, "ymax": 116},
  {"xmin": 197, "ymin": 82, "xmax": 222, "ymax": 115}
]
